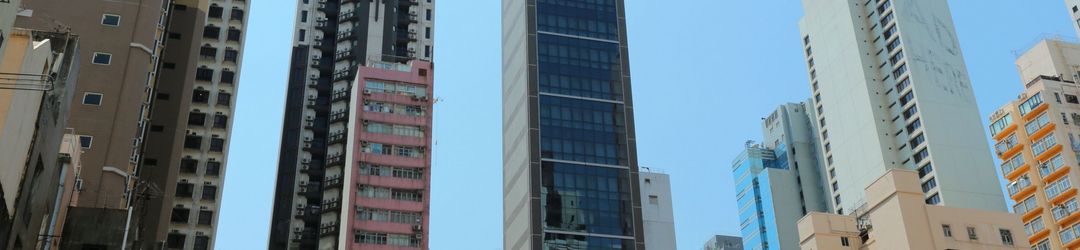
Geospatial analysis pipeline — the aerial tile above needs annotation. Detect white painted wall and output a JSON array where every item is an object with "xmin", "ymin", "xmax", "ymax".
[{"xmin": 639, "ymin": 172, "xmax": 676, "ymax": 250}]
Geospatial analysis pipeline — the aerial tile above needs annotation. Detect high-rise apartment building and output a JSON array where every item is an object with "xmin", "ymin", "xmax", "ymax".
[
  {"xmin": 732, "ymin": 102, "xmax": 830, "ymax": 250},
  {"xmin": 988, "ymin": 39, "xmax": 1080, "ymax": 250},
  {"xmin": 704, "ymin": 235, "xmax": 743, "ymax": 250},
  {"xmin": 502, "ymin": 0, "xmax": 647, "ymax": 249},
  {"xmin": 268, "ymin": 0, "xmax": 435, "ymax": 249},
  {"xmin": 1066, "ymin": 0, "xmax": 1080, "ymax": 36},
  {"xmin": 134, "ymin": 1, "xmax": 250, "ymax": 249},
  {"xmin": 798, "ymin": 169, "xmax": 1027, "ymax": 250},
  {"xmin": 639, "ymin": 171, "xmax": 676, "ymax": 250},
  {"xmin": 15, "ymin": 1, "xmax": 250, "ymax": 249},
  {"xmin": 799, "ymin": 0, "xmax": 1006, "ymax": 214}
]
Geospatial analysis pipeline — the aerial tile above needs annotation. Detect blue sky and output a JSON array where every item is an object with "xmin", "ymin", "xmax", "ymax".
[{"xmin": 217, "ymin": 1, "xmax": 1074, "ymax": 249}]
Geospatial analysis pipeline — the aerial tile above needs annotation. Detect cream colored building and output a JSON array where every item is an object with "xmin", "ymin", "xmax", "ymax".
[
  {"xmin": 989, "ymin": 39, "xmax": 1080, "ymax": 250},
  {"xmin": 799, "ymin": 0, "xmax": 1007, "ymax": 214},
  {"xmin": 797, "ymin": 169, "xmax": 1027, "ymax": 250}
]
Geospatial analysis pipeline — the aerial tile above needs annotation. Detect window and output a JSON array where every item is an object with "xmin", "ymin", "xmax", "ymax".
[
  {"xmin": 1014, "ymin": 196, "xmax": 1037, "ymax": 215},
  {"xmin": 196, "ymin": 68, "xmax": 214, "ymax": 81},
  {"xmin": 1033, "ymin": 239, "xmax": 1051, "ymax": 250},
  {"xmin": 175, "ymin": 182, "xmax": 194, "ymax": 198},
  {"xmin": 171, "ymin": 207, "xmax": 190, "ymax": 223},
  {"xmin": 1000, "ymin": 154, "xmax": 1024, "ymax": 176},
  {"xmin": 829, "ymin": 168, "xmax": 836, "ymax": 178},
  {"xmin": 356, "ymin": 207, "xmax": 423, "ymax": 224},
  {"xmin": 200, "ymin": 46, "xmax": 217, "ymax": 59},
  {"xmin": 1019, "ymin": 93, "xmax": 1044, "ymax": 116},
  {"xmin": 1067, "ymin": 94, "xmax": 1079, "ymax": 104},
  {"xmin": 217, "ymin": 92, "xmax": 231, "ymax": 106},
  {"xmin": 202, "ymin": 185, "xmax": 217, "ymax": 200},
  {"xmin": 832, "ymin": 182, "xmax": 839, "ymax": 191},
  {"xmin": 1025, "ymin": 216, "xmax": 1045, "ymax": 236},
  {"xmin": 208, "ymin": 5, "xmax": 223, "ymax": 18},
  {"xmin": 192, "ymin": 88, "xmax": 210, "ymax": 103},
  {"xmin": 834, "ymin": 195, "xmax": 841, "ymax": 205},
  {"xmin": 1038, "ymin": 153, "xmax": 1065, "ymax": 178},
  {"xmin": 83, "ymin": 92, "xmax": 103, "ymax": 105},
  {"xmin": 1007, "ymin": 175, "xmax": 1031, "ymax": 196},
  {"xmin": 231, "ymin": 8, "xmax": 244, "ymax": 21},
  {"xmin": 188, "ymin": 112, "xmax": 206, "ymax": 126},
  {"xmin": 989, "ymin": 115, "xmax": 1013, "ymax": 136},
  {"xmin": 1045, "ymin": 178, "xmax": 1072, "ymax": 200},
  {"xmin": 902, "ymin": 105, "xmax": 918, "ymax": 119},
  {"xmin": 180, "ymin": 159, "xmax": 197, "ymax": 173},
  {"xmin": 964, "ymin": 226, "xmax": 977, "ymax": 240},
  {"xmin": 943, "ymin": 224, "xmax": 953, "ymax": 237},
  {"xmin": 101, "ymin": 14, "xmax": 121, "ymax": 26},
  {"xmin": 210, "ymin": 138, "xmax": 225, "ymax": 152},
  {"xmin": 899, "ymin": 91, "xmax": 914, "ymax": 106},
  {"xmin": 841, "ymin": 237, "xmax": 850, "ymax": 246},
  {"xmin": 1031, "ymin": 133, "xmax": 1057, "ymax": 156},
  {"xmin": 426, "ymin": 9, "xmax": 432, "ymax": 20},
  {"xmin": 92, "ymin": 52, "xmax": 112, "ymax": 65},
  {"xmin": 648, "ymin": 195, "xmax": 659, "ymax": 204},
  {"xmin": 194, "ymin": 236, "xmax": 209, "ymax": 250},
  {"xmin": 892, "ymin": 63, "xmax": 908, "ymax": 79},
  {"xmin": 198, "ymin": 210, "xmax": 213, "ymax": 225},
  {"xmin": 1025, "ymin": 112, "xmax": 1051, "ymax": 135},
  {"xmin": 925, "ymin": 193, "xmax": 941, "ymax": 205},
  {"xmin": 213, "ymin": 114, "xmax": 228, "ymax": 129},
  {"xmin": 220, "ymin": 70, "xmax": 236, "ymax": 84},
  {"xmin": 913, "ymin": 148, "xmax": 929, "ymax": 163},
  {"xmin": 224, "ymin": 49, "xmax": 239, "ymax": 63},
  {"xmin": 995, "ymin": 134, "xmax": 1019, "ymax": 155},
  {"xmin": 921, "ymin": 178, "xmax": 937, "ymax": 192},
  {"xmin": 184, "ymin": 135, "xmax": 202, "ymax": 149},
  {"xmin": 227, "ymin": 28, "xmax": 242, "ymax": 42},
  {"xmin": 205, "ymin": 161, "xmax": 221, "ymax": 176},
  {"xmin": 896, "ymin": 77, "xmax": 911, "ymax": 92},
  {"xmin": 1053, "ymin": 199, "xmax": 1079, "ymax": 221},
  {"xmin": 906, "ymin": 118, "xmax": 922, "ymax": 133},
  {"xmin": 909, "ymin": 133, "xmax": 925, "ymax": 149},
  {"xmin": 166, "ymin": 233, "xmax": 186, "ymax": 249},
  {"xmin": 917, "ymin": 163, "xmax": 933, "ymax": 178},
  {"xmin": 203, "ymin": 25, "xmax": 221, "ymax": 39},
  {"xmin": 77, "ymin": 135, "xmax": 93, "ymax": 149}
]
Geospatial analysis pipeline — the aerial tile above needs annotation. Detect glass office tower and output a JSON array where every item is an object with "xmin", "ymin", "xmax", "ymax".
[{"xmin": 502, "ymin": 0, "xmax": 646, "ymax": 249}]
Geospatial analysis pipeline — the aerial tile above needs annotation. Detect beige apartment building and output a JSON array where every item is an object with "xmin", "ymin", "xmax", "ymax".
[
  {"xmin": 0, "ymin": 27, "xmax": 81, "ymax": 250},
  {"xmin": 11, "ymin": 0, "xmax": 247, "ymax": 249},
  {"xmin": 989, "ymin": 39, "xmax": 1080, "ymax": 250},
  {"xmin": 797, "ymin": 169, "xmax": 1027, "ymax": 250}
]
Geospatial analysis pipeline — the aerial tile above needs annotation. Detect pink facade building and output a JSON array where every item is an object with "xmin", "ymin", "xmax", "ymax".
[{"xmin": 340, "ymin": 60, "xmax": 433, "ymax": 249}]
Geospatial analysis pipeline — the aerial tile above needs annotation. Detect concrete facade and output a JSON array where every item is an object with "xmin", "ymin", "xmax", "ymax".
[
  {"xmin": 1067, "ymin": 0, "xmax": 1080, "ymax": 37},
  {"xmin": 797, "ymin": 169, "xmax": 1027, "ymax": 250},
  {"xmin": 268, "ymin": 0, "xmax": 435, "ymax": 249},
  {"xmin": 0, "ymin": 28, "xmax": 80, "ymax": 250},
  {"xmin": 502, "ymin": 0, "xmax": 648, "ymax": 249},
  {"xmin": 703, "ymin": 235, "xmax": 743, "ymax": 250},
  {"xmin": 732, "ymin": 102, "xmax": 829, "ymax": 250},
  {"xmin": 639, "ymin": 171, "xmax": 676, "ymax": 250},
  {"xmin": 134, "ymin": 1, "xmax": 250, "ymax": 249},
  {"xmin": 989, "ymin": 39, "xmax": 1080, "ymax": 250},
  {"xmin": 799, "ymin": 0, "xmax": 1006, "ymax": 214}
]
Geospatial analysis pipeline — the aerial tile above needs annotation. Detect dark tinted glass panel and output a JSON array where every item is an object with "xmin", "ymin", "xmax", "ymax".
[
  {"xmin": 536, "ymin": 0, "xmax": 619, "ymax": 40},
  {"xmin": 543, "ymin": 233, "xmax": 634, "ymax": 250},
  {"xmin": 541, "ymin": 161, "xmax": 632, "ymax": 236},
  {"xmin": 539, "ymin": 95, "xmax": 626, "ymax": 165},
  {"xmin": 537, "ymin": 34, "xmax": 622, "ymax": 101}
]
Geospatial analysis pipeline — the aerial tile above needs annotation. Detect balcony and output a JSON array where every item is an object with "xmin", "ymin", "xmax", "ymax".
[
  {"xmin": 1008, "ymin": 177, "xmax": 1035, "ymax": 202},
  {"xmin": 327, "ymin": 154, "xmax": 345, "ymax": 166},
  {"xmin": 324, "ymin": 177, "xmax": 343, "ymax": 189},
  {"xmin": 336, "ymin": 30, "xmax": 356, "ymax": 41},
  {"xmin": 334, "ymin": 50, "xmax": 353, "ymax": 62},
  {"xmin": 331, "ymin": 89, "xmax": 350, "ymax": 102},
  {"xmin": 332, "ymin": 70, "xmax": 353, "ymax": 82},
  {"xmin": 321, "ymin": 200, "xmax": 341, "ymax": 214},
  {"xmin": 319, "ymin": 223, "xmax": 338, "ymax": 236},
  {"xmin": 328, "ymin": 131, "xmax": 347, "ymax": 144},
  {"xmin": 329, "ymin": 110, "xmax": 349, "ymax": 123},
  {"xmin": 339, "ymin": 11, "xmax": 358, "ymax": 22}
]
